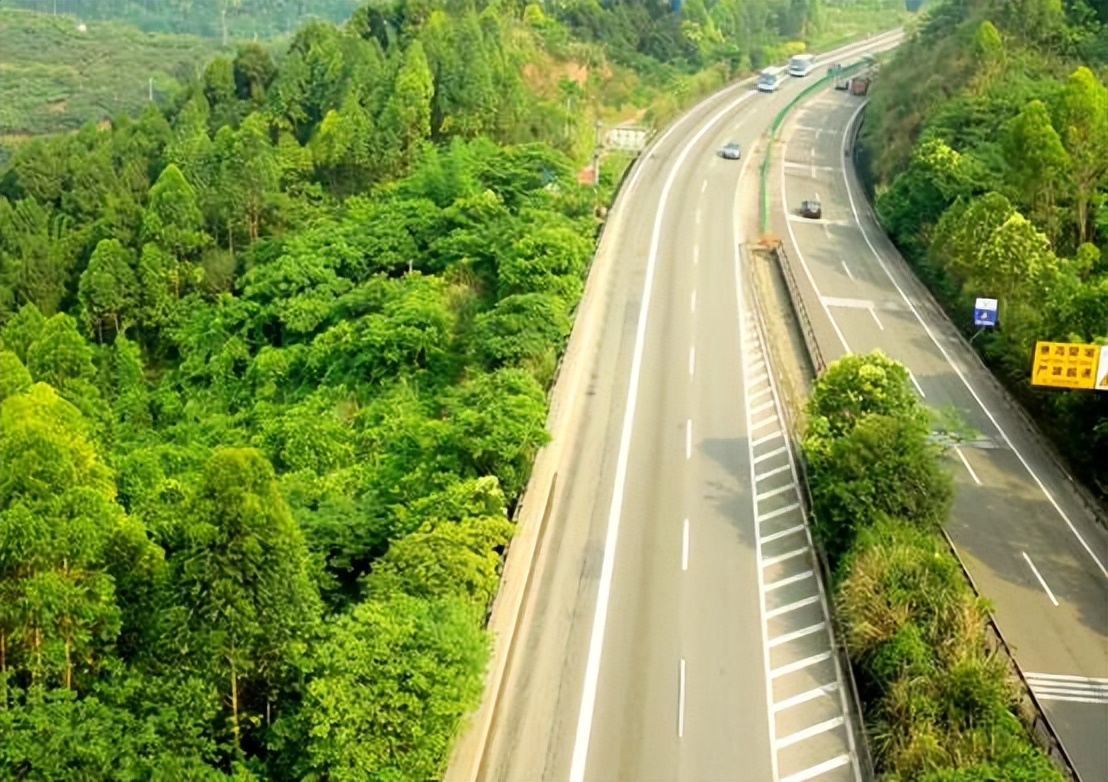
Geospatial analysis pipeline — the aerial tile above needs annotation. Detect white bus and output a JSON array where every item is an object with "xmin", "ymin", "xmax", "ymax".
[
  {"xmin": 757, "ymin": 66, "xmax": 786, "ymax": 92},
  {"xmin": 788, "ymin": 53, "xmax": 816, "ymax": 77}
]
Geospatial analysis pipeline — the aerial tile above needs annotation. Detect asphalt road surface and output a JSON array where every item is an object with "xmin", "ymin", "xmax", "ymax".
[
  {"xmin": 771, "ymin": 87, "xmax": 1108, "ymax": 782},
  {"xmin": 447, "ymin": 32, "xmax": 906, "ymax": 782}
]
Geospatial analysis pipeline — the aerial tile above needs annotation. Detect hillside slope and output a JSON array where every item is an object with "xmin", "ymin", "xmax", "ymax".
[{"xmin": 861, "ymin": 0, "xmax": 1108, "ymax": 495}]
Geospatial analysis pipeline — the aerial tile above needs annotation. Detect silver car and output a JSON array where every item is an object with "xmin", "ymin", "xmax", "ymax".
[{"xmin": 720, "ymin": 142, "xmax": 742, "ymax": 160}]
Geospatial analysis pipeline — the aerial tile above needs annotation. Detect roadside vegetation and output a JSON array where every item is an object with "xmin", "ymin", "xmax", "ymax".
[
  {"xmin": 803, "ymin": 351, "xmax": 1065, "ymax": 781},
  {"xmin": 0, "ymin": 1, "xmax": 912, "ymax": 779},
  {"xmin": 860, "ymin": 0, "xmax": 1108, "ymax": 496}
]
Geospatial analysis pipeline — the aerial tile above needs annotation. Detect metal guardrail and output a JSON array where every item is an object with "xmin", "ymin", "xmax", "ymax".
[
  {"xmin": 744, "ymin": 244, "xmax": 875, "ymax": 782},
  {"xmin": 770, "ymin": 244, "xmax": 825, "ymax": 375}
]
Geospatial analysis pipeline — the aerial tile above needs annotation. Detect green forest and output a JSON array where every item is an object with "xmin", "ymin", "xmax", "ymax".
[
  {"xmin": 861, "ymin": 0, "xmax": 1108, "ymax": 495},
  {"xmin": 0, "ymin": 1, "xmax": 910, "ymax": 779},
  {"xmin": 803, "ymin": 351, "xmax": 1063, "ymax": 781}
]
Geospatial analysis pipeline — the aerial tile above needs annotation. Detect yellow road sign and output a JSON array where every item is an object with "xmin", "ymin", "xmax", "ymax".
[{"xmin": 1030, "ymin": 341, "xmax": 1100, "ymax": 390}]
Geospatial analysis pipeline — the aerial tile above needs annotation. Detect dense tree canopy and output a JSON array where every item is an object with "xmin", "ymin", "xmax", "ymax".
[
  {"xmin": 0, "ymin": 0, "xmax": 917, "ymax": 778},
  {"xmin": 862, "ymin": 0, "xmax": 1108, "ymax": 496}
]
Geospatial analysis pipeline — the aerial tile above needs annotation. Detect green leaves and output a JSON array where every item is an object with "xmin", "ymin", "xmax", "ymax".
[{"xmin": 287, "ymin": 594, "xmax": 488, "ymax": 782}]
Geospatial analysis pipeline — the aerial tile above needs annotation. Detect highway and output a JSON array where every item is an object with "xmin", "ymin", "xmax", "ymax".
[
  {"xmin": 445, "ymin": 32, "xmax": 904, "ymax": 782},
  {"xmin": 770, "ymin": 87, "xmax": 1108, "ymax": 781}
]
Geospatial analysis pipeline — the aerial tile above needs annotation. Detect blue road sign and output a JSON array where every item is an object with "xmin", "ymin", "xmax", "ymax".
[{"xmin": 974, "ymin": 297, "xmax": 998, "ymax": 327}]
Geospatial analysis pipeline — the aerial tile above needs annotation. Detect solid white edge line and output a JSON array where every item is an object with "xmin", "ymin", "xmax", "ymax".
[
  {"xmin": 678, "ymin": 658, "xmax": 686, "ymax": 738},
  {"xmin": 682, "ymin": 518, "xmax": 689, "ymax": 572},
  {"xmin": 1030, "ymin": 684, "xmax": 1108, "ymax": 695},
  {"xmin": 906, "ymin": 368, "xmax": 926, "ymax": 398},
  {"xmin": 779, "ymin": 138, "xmax": 851, "ymax": 354},
  {"xmin": 954, "ymin": 447, "xmax": 982, "ymax": 485},
  {"xmin": 1022, "ymin": 551, "xmax": 1060, "ymax": 607},
  {"xmin": 839, "ymin": 100, "xmax": 1108, "ymax": 580},
  {"xmin": 568, "ymin": 87, "xmax": 759, "ymax": 782}
]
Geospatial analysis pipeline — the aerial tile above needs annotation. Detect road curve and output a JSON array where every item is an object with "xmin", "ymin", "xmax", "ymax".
[
  {"xmin": 446, "ymin": 31, "xmax": 905, "ymax": 782},
  {"xmin": 770, "ymin": 85, "xmax": 1108, "ymax": 782}
]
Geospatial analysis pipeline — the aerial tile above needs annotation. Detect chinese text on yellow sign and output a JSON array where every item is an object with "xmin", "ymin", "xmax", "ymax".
[{"xmin": 1030, "ymin": 341, "xmax": 1106, "ymax": 390}]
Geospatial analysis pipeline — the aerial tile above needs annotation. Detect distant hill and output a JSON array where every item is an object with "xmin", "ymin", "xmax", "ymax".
[
  {"xmin": 0, "ymin": 9, "xmax": 233, "ymax": 138},
  {"xmin": 0, "ymin": 0, "xmax": 362, "ymax": 40}
]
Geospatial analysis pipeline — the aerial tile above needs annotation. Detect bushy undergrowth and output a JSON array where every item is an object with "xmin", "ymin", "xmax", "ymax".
[{"xmin": 803, "ymin": 351, "xmax": 1064, "ymax": 781}]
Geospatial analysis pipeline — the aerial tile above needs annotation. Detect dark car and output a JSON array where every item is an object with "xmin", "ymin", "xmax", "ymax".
[
  {"xmin": 799, "ymin": 197, "xmax": 822, "ymax": 219},
  {"xmin": 720, "ymin": 142, "xmax": 742, "ymax": 160}
]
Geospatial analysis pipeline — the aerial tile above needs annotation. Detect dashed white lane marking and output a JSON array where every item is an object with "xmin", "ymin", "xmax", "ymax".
[
  {"xmin": 766, "ymin": 594, "xmax": 822, "ymax": 619},
  {"xmin": 693, "ymin": 244, "xmax": 699, "ymax": 265},
  {"xmin": 691, "ymin": 289, "xmax": 697, "ymax": 313},
  {"xmin": 841, "ymin": 260, "xmax": 855, "ymax": 280},
  {"xmin": 696, "ymin": 206, "xmax": 702, "ymax": 226},
  {"xmin": 772, "ymin": 682, "xmax": 838, "ymax": 711},
  {"xmin": 682, "ymin": 518, "xmax": 689, "ymax": 572},
  {"xmin": 868, "ymin": 306, "xmax": 884, "ymax": 331},
  {"xmin": 701, "ymin": 179, "xmax": 707, "ymax": 194},
  {"xmin": 780, "ymin": 754, "xmax": 851, "ymax": 782},
  {"xmin": 689, "ymin": 346, "xmax": 695, "ymax": 376},
  {"xmin": 907, "ymin": 369, "xmax": 926, "ymax": 398},
  {"xmin": 955, "ymin": 447, "xmax": 981, "ymax": 485},
  {"xmin": 678, "ymin": 658, "xmax": 686, "ymax": 738},
  {"xmin": 685, "ymin": 419, "xmax": 692, "ymax": 460},
  {"xmin": 1022, "ymin": 552, "xmax": 1059, "ymax": 607}
]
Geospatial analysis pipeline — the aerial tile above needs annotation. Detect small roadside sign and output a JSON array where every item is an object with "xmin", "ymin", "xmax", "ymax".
[
  {"xmin": 1030, "ymin": 341, "xmax": 1099, "ymax": 390},
  {"xmin": 974, "ymin": 297, "xmax": 998, "ymax": 327}
]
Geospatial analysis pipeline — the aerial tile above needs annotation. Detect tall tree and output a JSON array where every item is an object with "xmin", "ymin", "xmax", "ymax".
[
  {"xmin": 1054, "ymin": 67, "xmax": 1108, "ymax": 244},
  {"xmin": 78, "ymin": 239, "xmax": 138, "ymax": 343},
  {"xmin": 172, "ymin": 448, "xmax": 320, "ymax": 750},
  {"xmin": 1002, "ymin": 100, "xmax": 1070, "ymax": 244}
]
